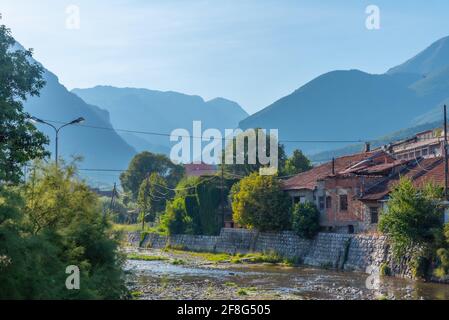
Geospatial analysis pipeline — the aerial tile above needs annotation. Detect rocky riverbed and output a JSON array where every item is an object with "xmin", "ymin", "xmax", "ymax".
[{"xmin": 124, "ymin": 247, "xmax": 449, "ymax": 300}]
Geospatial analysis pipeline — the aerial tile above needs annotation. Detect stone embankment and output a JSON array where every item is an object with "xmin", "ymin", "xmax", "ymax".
[{"xmin": 127, "ymin": 228, "xmax": 412, "ymax": 277}]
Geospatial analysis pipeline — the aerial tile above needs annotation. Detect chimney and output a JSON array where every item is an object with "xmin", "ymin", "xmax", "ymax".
[
  {"xmin": 332, "ymin": 158, "xmax": 335, "ymax": 175},
  {"xmin": 364, "ymin": 142, "xmax": 371, "ymax": 153}
]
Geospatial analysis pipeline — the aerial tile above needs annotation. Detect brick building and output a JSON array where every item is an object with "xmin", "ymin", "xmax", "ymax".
[{"xmin": 283, "ymin": 149, "xmax": 446, "ymax": 234}]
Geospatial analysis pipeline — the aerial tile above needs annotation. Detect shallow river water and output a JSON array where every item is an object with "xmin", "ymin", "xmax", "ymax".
[{"xmin": 125, "ymin": 259, "xmax": 449, "ymax": 300}]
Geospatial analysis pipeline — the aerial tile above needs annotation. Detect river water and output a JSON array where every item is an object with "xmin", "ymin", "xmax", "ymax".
[{"xmin": 125, "ymin": 259, "xmax": 449, "ymax": 300}]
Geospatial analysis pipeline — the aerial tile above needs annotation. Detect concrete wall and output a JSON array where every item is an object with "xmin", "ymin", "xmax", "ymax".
[{"xmin": 127, "ymin": 228, "xmax": 411, "ymax": 276}]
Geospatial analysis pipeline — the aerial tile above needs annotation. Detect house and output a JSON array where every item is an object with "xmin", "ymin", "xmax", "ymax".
[
  {"xmin": 184, "ymin": 163, "xmax": 218, "ymax": 177},
  {"xmin": 387, "ymin": 128, "xmax": 444, "ymax": 160},
  {"xmin": 283, "ymin": 147, "xmax": 447, "ymax": 234}
]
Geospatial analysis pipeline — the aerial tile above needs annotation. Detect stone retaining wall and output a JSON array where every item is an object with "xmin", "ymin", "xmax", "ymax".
[{"xmin": 127, "ymin": 228, "xmax": 410, "ymax": 276}]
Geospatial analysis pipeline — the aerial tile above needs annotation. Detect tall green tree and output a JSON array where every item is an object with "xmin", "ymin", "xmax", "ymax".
[
  {"xmin": 231, "ymin": 172, "xmax": 291, "ymax": 231},
  {"xmin": 222, "ymin": 128, "xmax": 287, "ymax": 177},
  {"xmin": 282, "ymin": 149, "xmax": 312, "ymax": 176},
  {"xmin": 0, "ymin": 25, "xmax": 48, "ymax": 183},
  {"xmin": 120, "ymin": 151, "xmax": 184, "ymax": 200}
]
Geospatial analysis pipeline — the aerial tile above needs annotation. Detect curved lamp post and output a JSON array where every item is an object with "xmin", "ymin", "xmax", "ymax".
[{"xmin": 29, "ymin": 116, "xmax": 85, "ymax": 165}]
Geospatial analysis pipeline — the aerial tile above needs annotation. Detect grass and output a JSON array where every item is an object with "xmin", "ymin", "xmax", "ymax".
[
  {"xmin": 171, "ymin": 259, "xmax": 186, "ymax": 265},
  {"xmin": 224, "ymin": 282, "xmax": 238, "ymax": 287},
  {"xmin": 164, "ymin": 248, "xmax": 296, "ymax": 266},
  {"xmin": 127, "ymin": 253, "xmax": 168, "ymax": 261},
  {"xmin": 130, "ymin": 291, "xmax": 143, "ymax": 299},
  {"xmin": 112, "ymin": 223, "xmax": 148, "ymax": 233},
  {"xmin": 236, "ymin": 287, "xmax": 257, "ymax": 296}
]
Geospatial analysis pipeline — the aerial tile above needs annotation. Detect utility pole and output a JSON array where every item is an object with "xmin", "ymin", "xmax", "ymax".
[
  {"xmin": 109, "ymin": 182, "xmax": 117, "ymax": 213},
  {"xmin": 444, "ymin": 105, "xmax": 448, "ymax": 200},
  {"xmin": 142, "ymin": 174, "xmax": 150, "ymax": 232},
  {"xmin": 221, "ymin": 164, "xmax": 225, "ymax": 228}
]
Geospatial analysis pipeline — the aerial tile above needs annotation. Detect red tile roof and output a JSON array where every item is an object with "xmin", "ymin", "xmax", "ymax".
[
  {"xmin": 184, "ymin": 163, "xmax": 217, "ymax": 177},
  {"xmin": 360, "ymin": 157, "xmax": 445, "ymax": 201},
  {"xmin": 282, "ymin": 151, "xmax": 386, "ymax": 191}
]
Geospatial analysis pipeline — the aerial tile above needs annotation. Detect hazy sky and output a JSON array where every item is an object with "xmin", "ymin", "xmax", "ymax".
[{"xmin": 1, "ymin": 0, "xmax": 449, "ymax": 114}]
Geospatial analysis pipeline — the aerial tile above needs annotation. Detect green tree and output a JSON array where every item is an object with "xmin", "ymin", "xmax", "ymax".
[
  {"xmin": 120, "ymin": 151, "xmax": 184, "ymax": 200},
  {"xmin": 292, "ymin": 202, "xmax": 320, "ymax": 239},
  {"xmin": 0, "ymin": 25, "xmax": 48, "ymax": 183},
  {"xmin": 0, "ymin": 161, "xmax": 127, "ymax": 299},
  {"xmin": 379, "ymin": 178, "xmax": 443, "ymax": 259},
  {"xmin": 282, "ymin": 149, "xmax": 312, "ymax": 176},
  {"xmin": 231, "ymin": 172, "xmax": 291, "ymax": 231},
  {"xmin": 137, "ymin": 172, "xmax": 168, "ymax": 224},
  {"xmin": 222, "ymin": 128, "xmax": 287, "ymax": 177},
  {"xmin": 161, "ymin": 197, "xmax": 192, "ymax": 235}
]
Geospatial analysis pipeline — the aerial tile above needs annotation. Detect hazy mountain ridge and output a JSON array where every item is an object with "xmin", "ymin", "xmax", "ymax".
[
  {"xmin": 239, "ymin": 35, "xmax": 449, "ymax": 155},
  {"xmin": 72, "ymin": 86, "xmax": 249, "ymax": 153},
  {"xmin": 23, "ymin": 68, "xmax": 136, "ymax": 187}
]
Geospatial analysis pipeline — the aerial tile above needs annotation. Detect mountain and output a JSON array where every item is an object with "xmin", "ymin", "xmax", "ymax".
[
  {"xmin": 22, "ymin": 63, "xmax": 136, "ymax": 187},
  {"xmin": 72, "ymin": 86, "xmax": 248, "ymax": 153},
  {"xmin": 239, "ymin": 35, "xmax": 449, "ymax": 155},
  {"xmin": 387, "ymin": 35, "xmax": 449, "ymax": 76}
]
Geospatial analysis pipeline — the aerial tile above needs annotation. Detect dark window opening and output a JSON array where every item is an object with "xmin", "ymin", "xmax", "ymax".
[
  {"xmin": 348, "ymin": 225, "xmax": 354, "ymax": 234},
  {"xmin": 293, "ymin": 197, "xmax": 300, "ymax": 204},
  {"xmin": 326, "ymin": 196, "xmax": 332, "ymax": 209},
  {"xmin": 318, "ymin": 196, "xmax": 325, "ymax": 210},
  {"xmin": 422, "ymin": 148, "xmax": 428, "ymax": 156},
  {"xmin": 370, "ymin": 207, "xmax": 379, "ymax": 224},
  {"xmin": 339, "ymin": 195, "xmax": 348, "ymax": 211}
]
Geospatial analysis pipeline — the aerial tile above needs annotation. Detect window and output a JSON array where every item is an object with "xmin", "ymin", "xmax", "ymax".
[
  {"xmin": 326, "ymin": 196, "xmax": 332, "ymax": 209},
  {"xmin": 293, "ymin": 197, "xmax": 300, "ymax": 204},
  {"xmin": 339, "ymin": 195, "xmax": 348, "ymax": 211},
  {"xmin": 416, "ymin": 150, "xmax": 421, "ymax": 157},
  {"xmin": 318, "ymin": 196, "xmax": 325, "ymax": 210},
  {"xmin": 370, "ymin": 207, "xmax": 379, "ymax": 224},
  {"xmin": 422, "ymin": 148, "xmax": 428, "ymax": 156}
]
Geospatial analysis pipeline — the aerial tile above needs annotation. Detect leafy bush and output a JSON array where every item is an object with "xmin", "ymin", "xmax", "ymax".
[
  {"xmin": 0, "ymin": 162, "xmax": 127, "ymax": 299},
  {"xmin": 231, "ymin": 173, "xmax": 292, "ymax": 231},
  {"xmin": 378, "ymin": 178, "xmax": 443, "ymax": 259},
  {"xmin": 292, "ymin": 202, "xmax": 320, "ymax": 239}
]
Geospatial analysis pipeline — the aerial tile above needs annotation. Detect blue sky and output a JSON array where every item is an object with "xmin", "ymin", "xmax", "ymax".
[{"xmin": 1, "ymin": 0, "xmax": 449, "ymax": 114}]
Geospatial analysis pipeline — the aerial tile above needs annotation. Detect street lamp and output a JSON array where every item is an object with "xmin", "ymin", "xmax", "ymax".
[{"xmin": 29, "ymin": 116, "xmax": 85, "ymax": 165}]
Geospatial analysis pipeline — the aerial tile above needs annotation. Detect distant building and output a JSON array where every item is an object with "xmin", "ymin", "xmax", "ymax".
[
  {"xmin": 388, "ymin": 128, "xmax": 444, "ymax": 160},
  {"xmin": 184, "ymin": 163, "xmax": 218, "ymax": 177}
]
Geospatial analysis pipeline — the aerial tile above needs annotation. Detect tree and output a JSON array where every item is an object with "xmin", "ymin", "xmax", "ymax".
[
  {"xmin": 161, "ymin": 197, "xmax": 192, "ymax": 235},
  {"xmin": 292, "ymin": 202, "xmax": 320, "ymax": 239},
  {"xmin": 282, "ymin": 149, "xmax": 312, "ymax": 176},
  {"xmin": 0, "ymin": 25, "xmax": 48, "ymax": 183},
  {"xmin": 379, "ymin": 178, "xmax": 443, "ymax": 259},
  {"xmin": 222, "ymin": 128, "xmax": 287, "ymax": 177},
  {"xmin": 231, "ymin": 172, "xmax": 291, "ymax": 231},
  {"xmin": 138, "ymin": 172, "xmax": 168, "ymax": 224},
  {"xmin": 120, "ymin": 151, "xmax": 184, "ymax": 200},
  {"xmin": 0, "ymin": 161, "xmax": 127, "ymax": 299}
]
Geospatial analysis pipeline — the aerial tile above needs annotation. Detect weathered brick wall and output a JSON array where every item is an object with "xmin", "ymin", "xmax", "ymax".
[{"xmin": 127, "ymin": 228, "xmax": 407, "ymax": 275}]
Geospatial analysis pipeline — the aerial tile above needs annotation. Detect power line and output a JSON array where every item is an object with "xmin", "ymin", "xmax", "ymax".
[{"xmin": 32, "ymin": 118, "xmax": 386, "ymax": 144}]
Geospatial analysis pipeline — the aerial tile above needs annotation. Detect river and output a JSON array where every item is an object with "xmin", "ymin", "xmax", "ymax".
[{"xmin": 125, "ymin": 251, "xmax": 449, "ymax": 300}]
